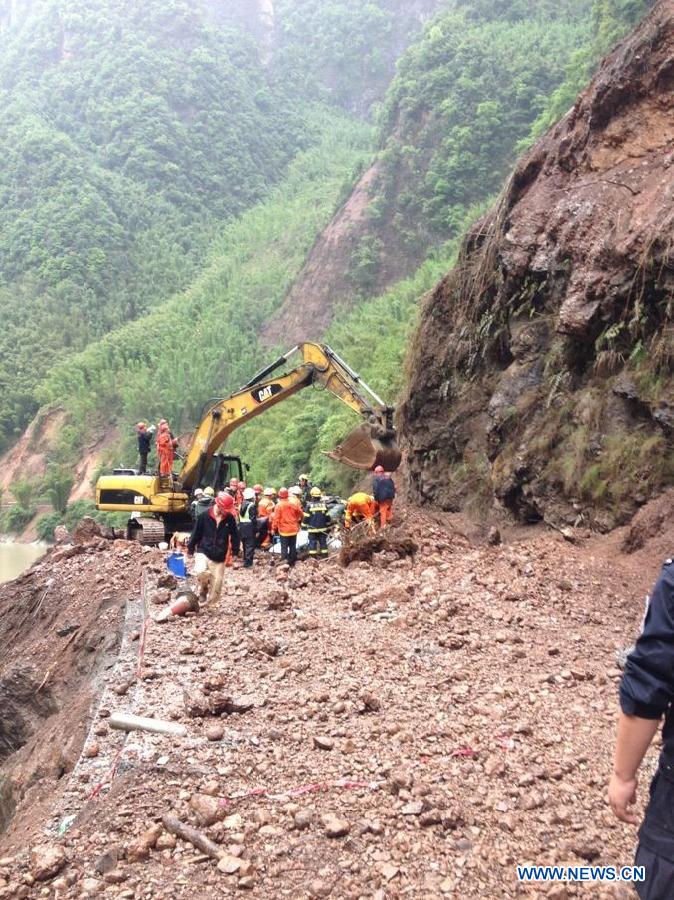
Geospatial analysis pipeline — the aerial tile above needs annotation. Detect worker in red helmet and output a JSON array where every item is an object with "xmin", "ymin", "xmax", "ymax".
[
  {"xmin": 156, "ymin": 422, "xmax": 178, "ymax": 477},
  {"xmin": 187, "ymin": 491, "xmax": 239, "ymax": 606},
  {"xmin": 271, "ymin": 487, "xmax": 304, "ymax": 567},
  {"xmin": 373, "ymin": 465, "xmax": 396, "ymax": 529}
]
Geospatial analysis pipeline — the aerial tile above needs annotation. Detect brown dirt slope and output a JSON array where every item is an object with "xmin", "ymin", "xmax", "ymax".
[
  {"xmin": 0, "ymin": 501, "xmax": 671, "ymax": 897},
  {"xmin": 260, "ymin": 164, "xmax": 382, "ymax": 349},
  {"xmin": 0, "ymin": 404, "xmax": 119, "ymax": 517},
  {"xmin": 401, "ymin": 0, "xmax": 674, "ymax": 531},
  {"xmin": 0, "ymin": 534, "xmax": 160, "ymax": 856}
]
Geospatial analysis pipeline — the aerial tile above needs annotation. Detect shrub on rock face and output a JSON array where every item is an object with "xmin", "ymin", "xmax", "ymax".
[
  {"xmin": 36, "ymin": 512, "xmax": 64, "ymax": 543},
  {"xmin": 1, "ymin": 505, "xmax": 36, "ymax": 535}
]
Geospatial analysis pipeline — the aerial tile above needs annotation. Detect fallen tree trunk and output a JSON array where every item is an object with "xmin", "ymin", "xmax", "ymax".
[{"xmin": 162, "ymin": 814, "xmax": 223, "ymax": 860}]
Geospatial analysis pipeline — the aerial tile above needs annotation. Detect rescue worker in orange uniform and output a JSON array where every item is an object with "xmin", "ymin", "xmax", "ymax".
[
  {"xmin": 344, "ymin": 492, "xmax": 377, "ymax": 531},
  {"xmin": 373, "ymin": 465, "xmax": 396, "ymax": 528},
  {"xmin": 257, "ymin": 488, "xmax": 276, "ymax": 549},
  {"xmin": 271, "ymin": 487, "xmax": 304, "ymax": 567},
  {"xmin": 156, "ymin": 422, "xmax": 177, "ymax": 477}
]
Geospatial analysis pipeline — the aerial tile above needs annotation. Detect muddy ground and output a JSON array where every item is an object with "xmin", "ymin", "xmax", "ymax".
[{"xmin": 0, "ymin": 500, "xmax": 672, "ymax": 899}]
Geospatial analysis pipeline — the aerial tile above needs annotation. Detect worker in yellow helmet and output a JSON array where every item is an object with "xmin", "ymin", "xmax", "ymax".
[{"xmin": 344, "ymin": 492, "xmax": 377, "ymax": 531}]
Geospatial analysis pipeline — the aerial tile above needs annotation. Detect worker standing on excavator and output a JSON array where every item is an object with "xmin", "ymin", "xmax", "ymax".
[
  {"xmin": 188, "ymin": 492, "xmax": 239, "ymax": 606},
  {"xmin": 304, "ymin": 487, "xmax": 330, "ymax": 560},
  {"xmin": 238, "ymin": 487, "xmax": 258, "ymax": 569},
  {"xmin": 272, "ymin": 488, "xmax": 304, "ymax": 567},
  {"xmin": 344, "ymin": 491, "xmax": 377, "ymax": 531},
  {"xmin": 373, "ymin": 466, "xmax": 396, "ymax": 529},
  {"xmin": 136, "ymin": 423, "xmax": 152, "ymax": 474},
  {"xmin": 156, "ymin": 422, "xmax": 177, "ymax": 477}
]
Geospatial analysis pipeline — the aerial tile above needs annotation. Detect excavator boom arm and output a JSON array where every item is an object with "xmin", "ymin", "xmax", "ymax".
[{"xmin": 179, "ymin": 343, "xmax": 400, "ymax": 490}]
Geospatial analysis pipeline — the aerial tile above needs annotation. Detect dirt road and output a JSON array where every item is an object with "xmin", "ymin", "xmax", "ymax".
[{"xmin": 0, "ymin": 503, "xmax": 670, "ymax": 898}]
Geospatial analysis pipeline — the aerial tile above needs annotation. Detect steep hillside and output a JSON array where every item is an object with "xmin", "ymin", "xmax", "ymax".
[
  {"xmin": 401, "ymin": 0, "xmax": 674, "ymax": 531},
  {"xmin": 264, "ymin": 0, "xmax": 596, "ymax": 345},
  {"xmin": 32, "ymin": 112, "xmax": 373, "ymax": 465}
]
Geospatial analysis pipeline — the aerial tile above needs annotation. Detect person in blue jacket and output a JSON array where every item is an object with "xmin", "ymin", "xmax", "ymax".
[
  {"xmin": 610, "ymin": 558, "xmax": 674, "ymax": 899},
  {"xmin": 373, "ymin": 465, "xmax": 396, "ymax": 528}
]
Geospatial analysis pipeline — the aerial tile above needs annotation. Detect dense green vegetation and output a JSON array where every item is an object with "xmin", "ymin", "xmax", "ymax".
[
  {"xmin": 525, "ymin": 0, "xmax": 656, "ymax": 140},
  {"xmin": 37, "ymin": 111, "xmax": 374, "ymax": 460},
  {"xmin": 368, "ymin": 0, "xmax": 594, "ymax": 267},
  {"xmin": 272, "ymin": 0, "xmax": 441, "ymax": 113},
  {"xmin": 0, "ymin": 0, "xmax": 307, "ymax": 451}
]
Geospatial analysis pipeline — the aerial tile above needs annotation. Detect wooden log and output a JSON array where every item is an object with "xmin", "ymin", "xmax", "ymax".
[
  {"xmin": 161, "ymin": 814, "xmax": 223, "ymax": 860},
  {"xmin": 108, "ymin": 712, "xmax": 187, "ymax": 737}
]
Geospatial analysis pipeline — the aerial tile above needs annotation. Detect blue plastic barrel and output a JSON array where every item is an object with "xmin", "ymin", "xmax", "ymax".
[{"xmin": 167, "ymin": 552, "xmax": 187, "ymax": 578}]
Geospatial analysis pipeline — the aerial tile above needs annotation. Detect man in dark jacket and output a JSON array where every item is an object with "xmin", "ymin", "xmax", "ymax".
[
  {"xmin": 238, "ymin": 487, "xmax": 258, "ymax": 568},
  {"xmin": 187, "ymin": 492, "xmax": 240, "ymax": 605},
  {"xmin": 610, "ymin": 558, "xmax": 674, "ymax": 899},
  {"xmin": 303, "ymin": 487, "xmax": 331, "ymax": 559},
  {"xmin": 298, "ymin": 474, "xmax": 312, "ymax": 508},
  {"xmin": 373, "ymin": 465, "xmax": 396, "ymax": 528},
  {"xmin": 136, "ymin": 423, "xmax": 152, "ymax": 474}
]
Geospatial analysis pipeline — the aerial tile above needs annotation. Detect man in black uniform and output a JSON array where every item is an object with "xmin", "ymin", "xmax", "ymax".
[
  {"xmin": 136, "ymin": 423, "xmax": 152, "ymax": 474},
  {"xmin": 238, "ymin": 487, "xmax": 258, "ymax": 568},
  {"xmin": 610, "ymin": 558, "xmax": 674, "ymax": 898},
  {"xmin": 303, "ymin": 486, "xmax": 331, "ymax": 560},
  {"xmin": 298, "ymin": 474, "xmax": 312, "ymax": 508}
]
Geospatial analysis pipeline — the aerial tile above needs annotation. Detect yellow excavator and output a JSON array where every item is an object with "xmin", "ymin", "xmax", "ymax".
[{"xmin": 95, "ymin": 342, "xmax": 401, "ymax": 542}]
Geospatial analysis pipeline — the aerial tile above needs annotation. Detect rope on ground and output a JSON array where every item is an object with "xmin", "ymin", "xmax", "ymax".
[
  {"xmin": 87, "ymin": 745, "xmax": 125, "ymax": 801},
  {"xmin": 217, "ymin": 777, "xmax": 383, "ymax": 809}
]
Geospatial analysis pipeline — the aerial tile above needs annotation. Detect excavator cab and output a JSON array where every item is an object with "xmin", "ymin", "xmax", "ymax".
[{"xmin": 201, "ymin": 453, "xmax": 247, "ymax": 494}]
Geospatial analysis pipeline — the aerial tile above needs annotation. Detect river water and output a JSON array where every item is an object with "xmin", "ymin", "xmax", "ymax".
[{"xmin": 0, "ymin": 542, "xmax": 46, "ymax": 584}]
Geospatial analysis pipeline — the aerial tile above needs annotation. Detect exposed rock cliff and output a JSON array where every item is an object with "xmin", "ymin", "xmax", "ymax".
[{"xmin": 401, "ymin": 0, "xmax": 674, "ymax": 530}]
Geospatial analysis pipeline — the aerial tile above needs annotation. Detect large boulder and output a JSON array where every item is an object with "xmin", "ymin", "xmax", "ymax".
[{"xmin": 72, "ymin": 516, "xmax": 103, "ymax": 545}]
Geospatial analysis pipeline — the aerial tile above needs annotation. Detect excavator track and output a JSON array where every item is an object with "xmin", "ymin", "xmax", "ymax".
[{"xmin": 127, "ymin": 517, "xmax": 166, "ymax": 545}]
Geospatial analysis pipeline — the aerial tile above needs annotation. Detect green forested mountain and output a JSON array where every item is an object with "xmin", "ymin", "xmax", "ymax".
[
  {"xmin": 0, "ymin": 0, "xmax": 448, "ymax": 453},
  {"xmin": 0, "ymin": 0, "xmax": 658, "ymax": 523},
  {"xmin": 0, "ymin": 0, "xmax": 309, "ymax": 451},
  {"xmin": 363, "ymin": 0, "xmax": 594, "ymax": 280}
]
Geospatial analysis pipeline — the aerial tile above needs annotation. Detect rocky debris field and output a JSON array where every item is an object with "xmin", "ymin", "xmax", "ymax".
[{"xmin": 0, "ymin": 506, "xmax": 670, "ymax": 899}]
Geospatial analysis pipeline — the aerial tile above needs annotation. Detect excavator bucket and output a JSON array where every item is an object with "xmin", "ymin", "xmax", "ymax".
[{"xmin": 327, "ymin": 423, "xmax": 402, "ymax": 472}]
